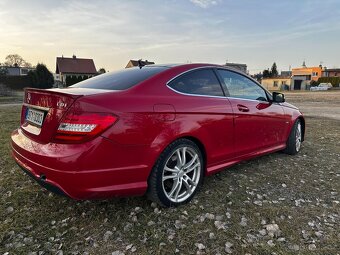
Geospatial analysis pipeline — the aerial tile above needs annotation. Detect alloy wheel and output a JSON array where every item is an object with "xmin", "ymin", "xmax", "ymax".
[
  {"xmin": 295, "ymin": 122, "xmax": 302, "ymax": 152},
  {"xmin": 161, "ymin": 146, "xmax": 201, "ymax": 203}
]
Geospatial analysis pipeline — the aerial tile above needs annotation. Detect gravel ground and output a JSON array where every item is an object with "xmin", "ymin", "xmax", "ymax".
[
  {"xmin": 0, "ymin": 91, "xmax": 339, "ymax": 255},
  {"xmin": 284, "ymin": 91, "xmax": 340, "ymax": 120}
]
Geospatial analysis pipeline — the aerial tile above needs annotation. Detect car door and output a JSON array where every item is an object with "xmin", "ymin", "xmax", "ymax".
[
  {"xmin": 216, "ymin": 69, "xmax": 287, "ymax": 157},
  {"xmin": 167, "ymin": 68, "xmax": 235, "ymax": 165}
]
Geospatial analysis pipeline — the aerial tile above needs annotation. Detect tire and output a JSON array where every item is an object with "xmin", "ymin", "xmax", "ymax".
[
  {"xmin": 283, "ymin": 119, "xmax": 302, "ymax": 155},
  {"xmin": 147, "ymin": 139, "xmax": 204, "ymax": 207}
]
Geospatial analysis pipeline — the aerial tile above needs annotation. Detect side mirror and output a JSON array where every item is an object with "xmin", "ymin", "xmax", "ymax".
[{"xmin": 272, "ymin": 92, "xmax": 285, "ymax": 103}]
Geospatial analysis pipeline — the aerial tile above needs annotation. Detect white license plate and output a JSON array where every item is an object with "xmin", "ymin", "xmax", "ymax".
[{"xmin": 26, "ymin": 108, "xmax": 45, "ymax": 127}]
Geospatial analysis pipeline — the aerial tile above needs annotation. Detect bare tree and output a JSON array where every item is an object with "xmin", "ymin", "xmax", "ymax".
[{"xmin": 4, "ymin": 54, "xmax": 32, "ymax": 67}]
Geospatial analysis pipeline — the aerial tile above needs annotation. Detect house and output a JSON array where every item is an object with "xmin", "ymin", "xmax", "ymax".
[
  {"xmin": 280, "ymin": 71, "xmax": 292, "ymax": 77},
  {"xmin": 224, "ymin": 62, "xmax": 247, "ymax": 73},
  {"xmin": 322, "ymin": 68, "xmax": 340, "ymax": 77},
  {"xmin": 291, "ymin": 62, "xmax": 322, "ymax": 90},
  {"xmin": 261, "ymin": 77, "xmax": 291, "ymax": 91},
  {"xmin": 4, "ymin": 66, "xmax": 35, "ymax": 76},
  {"xmin": 125, "ymin": 60, "xmax": 155, "ymax": 68},
  {"xmin": 56, "ymin": 55, "xmax": 97, "ymax": 85}
]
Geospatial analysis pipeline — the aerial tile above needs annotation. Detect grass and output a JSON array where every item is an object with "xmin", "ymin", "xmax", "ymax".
[
  {"xmin": 0, "ymin": 95, "xmax": 23, "ymax": 104},
  {"xmin": 0, "ymin": 89, "xmax": 23, "ymax": 104},
  {"xmin": 0, "ymin": 95, "xmax": 339, "ymax": 254}
]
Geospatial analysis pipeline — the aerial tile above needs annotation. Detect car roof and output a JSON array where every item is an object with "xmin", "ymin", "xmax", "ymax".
[
  {"xmin": 144, "ymin": 63, "xmax": 251, "ymax": 75},
  {"xmin": 143, "ymin": 63, "xmax": 220, "ymax": 69}
]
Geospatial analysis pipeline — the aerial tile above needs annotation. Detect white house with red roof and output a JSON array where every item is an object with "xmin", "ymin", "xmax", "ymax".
[{"xmin": 56, "ymin": 55, "xmax": 97, "ymax": 85}]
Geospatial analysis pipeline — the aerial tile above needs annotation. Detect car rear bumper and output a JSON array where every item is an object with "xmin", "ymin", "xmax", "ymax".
[
  {"xmin": 11, "ymin": 128, "xmax": 152, "ymax": 199},
  {"xmin": 16, "ymin": 162, "xmax": 68, "ymax": 197}
]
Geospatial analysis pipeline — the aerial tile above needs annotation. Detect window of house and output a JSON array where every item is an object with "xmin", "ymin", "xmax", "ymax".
[
  {"xmin": 217, "ymin": 69, "xmax": 268, "ymax": 101},
  {"xmin": 168, "ymin": 69, "xmax": 224, "ymax": 97},
  {"xmin": 281, "ymin": 81, "xmax": 286, "ymax": 85},
  {"xmin": 273, "ymin": 81, "xmax": 278, "ymax": 87}
]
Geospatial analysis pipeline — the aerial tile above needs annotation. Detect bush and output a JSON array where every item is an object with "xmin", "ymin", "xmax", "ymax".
[
  {"xmin": 310, "ymin": 80, "xmax": 318, "ymax": 87},
  {"xmin": 317, "ymin": 77, "xmax": 340, "ymax": 87},
  {"xmin": 28, "ymin": 63, "xmax": 54, "ymax": 89}
]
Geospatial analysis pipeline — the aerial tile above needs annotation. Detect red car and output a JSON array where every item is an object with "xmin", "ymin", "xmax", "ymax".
[{"xmin": 11, "ymin": 63, "xmax": 305, "ymax": 207}]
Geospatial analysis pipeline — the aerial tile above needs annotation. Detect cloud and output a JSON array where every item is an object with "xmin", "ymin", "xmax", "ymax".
[{"xmin": 189, "ymin": 0, "xmax": 221, "ymax": 8}]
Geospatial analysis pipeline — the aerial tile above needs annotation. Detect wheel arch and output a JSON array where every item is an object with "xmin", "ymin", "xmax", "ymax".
[
  {"xmin": 179, "ymin": 136, "xmax": 207, "ymax": 174},
  {"xmin": 146, "ymin": 135, "xmax": 207, "ymax": 206},
  {"xmin": 297, "ymin": 116, "xmax": 305, "ymax": 142},
  {"xmin": 148, "ymin": 134, "xmax": 208, "ymax": 180}
]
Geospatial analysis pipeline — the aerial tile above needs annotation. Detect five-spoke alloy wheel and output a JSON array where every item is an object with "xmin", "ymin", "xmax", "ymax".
[{"xmin": 147, "ymin": 139, "xmax": 203, "ymax": 207}]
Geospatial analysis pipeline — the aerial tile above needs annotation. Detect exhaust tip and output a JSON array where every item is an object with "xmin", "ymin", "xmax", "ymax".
[{"xmin": 40, "ymin": 174, "xmax": 46, "ymax": 181}]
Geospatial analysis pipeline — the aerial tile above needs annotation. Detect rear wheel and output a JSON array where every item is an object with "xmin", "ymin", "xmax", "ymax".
[
  {"xmin": 147, "ymin": 139, "xmax": 204, "ymax": 207},
  {"xmin": 284, "ymin": 119, "xmax": 302, "ymax": 155}
]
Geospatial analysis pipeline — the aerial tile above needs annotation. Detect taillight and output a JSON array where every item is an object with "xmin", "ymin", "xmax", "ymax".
[{"xmin": 53, "ymin": 112, "xmax": 117, "ymax": 143}]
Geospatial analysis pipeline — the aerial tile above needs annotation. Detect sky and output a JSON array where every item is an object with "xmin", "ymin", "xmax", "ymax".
[{"xmin": 0, "ymin": 0, "xmax": 340, "ymax": 74}]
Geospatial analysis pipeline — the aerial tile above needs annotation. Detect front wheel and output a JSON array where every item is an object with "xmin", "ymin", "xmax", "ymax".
[
  {"xmin": 147, "ymin": 139, "xmax": 204, "ymax": 207},
  {"xmin": 284, "ymin": 119, "xmax": 302, "ymax": 155}
]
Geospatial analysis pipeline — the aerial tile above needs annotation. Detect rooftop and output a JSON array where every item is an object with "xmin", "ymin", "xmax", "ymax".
[{"xmin": 56, "ymin": 55, "xmax": 97, "ymax": 74}]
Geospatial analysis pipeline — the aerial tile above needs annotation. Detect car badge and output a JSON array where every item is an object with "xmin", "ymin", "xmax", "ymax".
[
  {"xmin": 27, "ymin": 92, "xmax": 31, "ymax": 103},
  {"xmin": 57, "ymin": 101, "xmax": 67, "ymax": 108}
]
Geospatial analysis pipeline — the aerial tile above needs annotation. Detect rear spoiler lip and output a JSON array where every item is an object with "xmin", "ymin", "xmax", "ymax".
[{"xmin": 24, "ymin": 88, "xmax": 83, "ymax": 99}]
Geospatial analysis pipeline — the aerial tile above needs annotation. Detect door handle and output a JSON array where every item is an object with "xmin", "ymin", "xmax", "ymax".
[{"xmin": 237, "ymin": 104, "xmax": 249, "ymax": 112}]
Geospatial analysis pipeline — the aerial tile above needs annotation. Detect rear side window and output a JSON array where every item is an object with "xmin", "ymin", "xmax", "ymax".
[
  {"xmin": 71, "ymin": 66, "xmax": 167, "ymax": 90},
  {"xmin": 168, "ymin": 69, "xmax": 224, "ymax": 97}
]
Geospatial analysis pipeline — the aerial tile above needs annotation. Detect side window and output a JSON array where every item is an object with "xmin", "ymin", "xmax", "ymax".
[
  {"xmin": 168, "ymin": 69, "xmax": 224, "ymax": 97},
  {"xmin": 217, "ymin": 69, "xmax": 268, "ymax": 101}
]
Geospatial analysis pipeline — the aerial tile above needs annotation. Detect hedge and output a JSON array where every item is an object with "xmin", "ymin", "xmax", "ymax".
[
  {"xmin": 317, "ymin": 77, "xmax": 340, "ymax": 87},
  {"xmin": 65, "ymin": 75, "xmax": 89, "ymax": 86},
  {"xmin": 0, "ymin": 75, "xmax": 32, "ymax": 90}
]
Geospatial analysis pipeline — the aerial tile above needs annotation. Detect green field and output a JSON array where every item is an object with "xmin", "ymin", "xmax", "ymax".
[{"xmin": 0, "ymin": 93, "xmax": 339, "ymax": 254}]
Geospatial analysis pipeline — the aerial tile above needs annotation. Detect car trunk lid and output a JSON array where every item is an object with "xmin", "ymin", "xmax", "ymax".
[{"xmin": 20, "ymin": 88, "xmax": 110, "ymax": 144}]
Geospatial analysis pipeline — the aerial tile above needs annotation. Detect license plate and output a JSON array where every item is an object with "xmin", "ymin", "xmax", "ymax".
[{"xmin": 26, "ymin": 108, "xmax": 45, "ymax": 127}]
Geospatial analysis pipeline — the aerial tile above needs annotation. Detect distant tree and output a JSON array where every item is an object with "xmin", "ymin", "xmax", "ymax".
[
  {"xmin": 271, "ymin": 62, "xmax": 278, "ymax": 77},
  {"xmin": 262, "ymin": 69, "xmax": 271, "ymax": 78},
  {"xmin": 252, "ymin": 72, "xmax": 263, "ymax": 82},
  {"xmin": 23, "ymin": 61, "xmax": 32, "ymax": 68},
  {"xmin": 28, "ymin": 63, "xmax": 54, "ymax": 89},
  {"xmin": 98, "ymin": 68, "xmax": 106, "ymax": 74},
  {"xmin": 4, "ymin": 54, "xmax": 32, "ymax": 67}
]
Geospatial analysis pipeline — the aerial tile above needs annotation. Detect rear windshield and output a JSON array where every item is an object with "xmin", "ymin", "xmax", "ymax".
[{"xmin": 71, "ymin": 66, "xmax": 168, "ymax": 90}]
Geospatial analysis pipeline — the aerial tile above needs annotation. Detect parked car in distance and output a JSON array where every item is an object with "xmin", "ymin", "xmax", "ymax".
[
  {"xmin": 310, "ymin": 83, "xmax": 332, "ymax": 91},
  {"xmin": 11, "ymin": 63, "xmax": 305, "ymax": 207}
]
